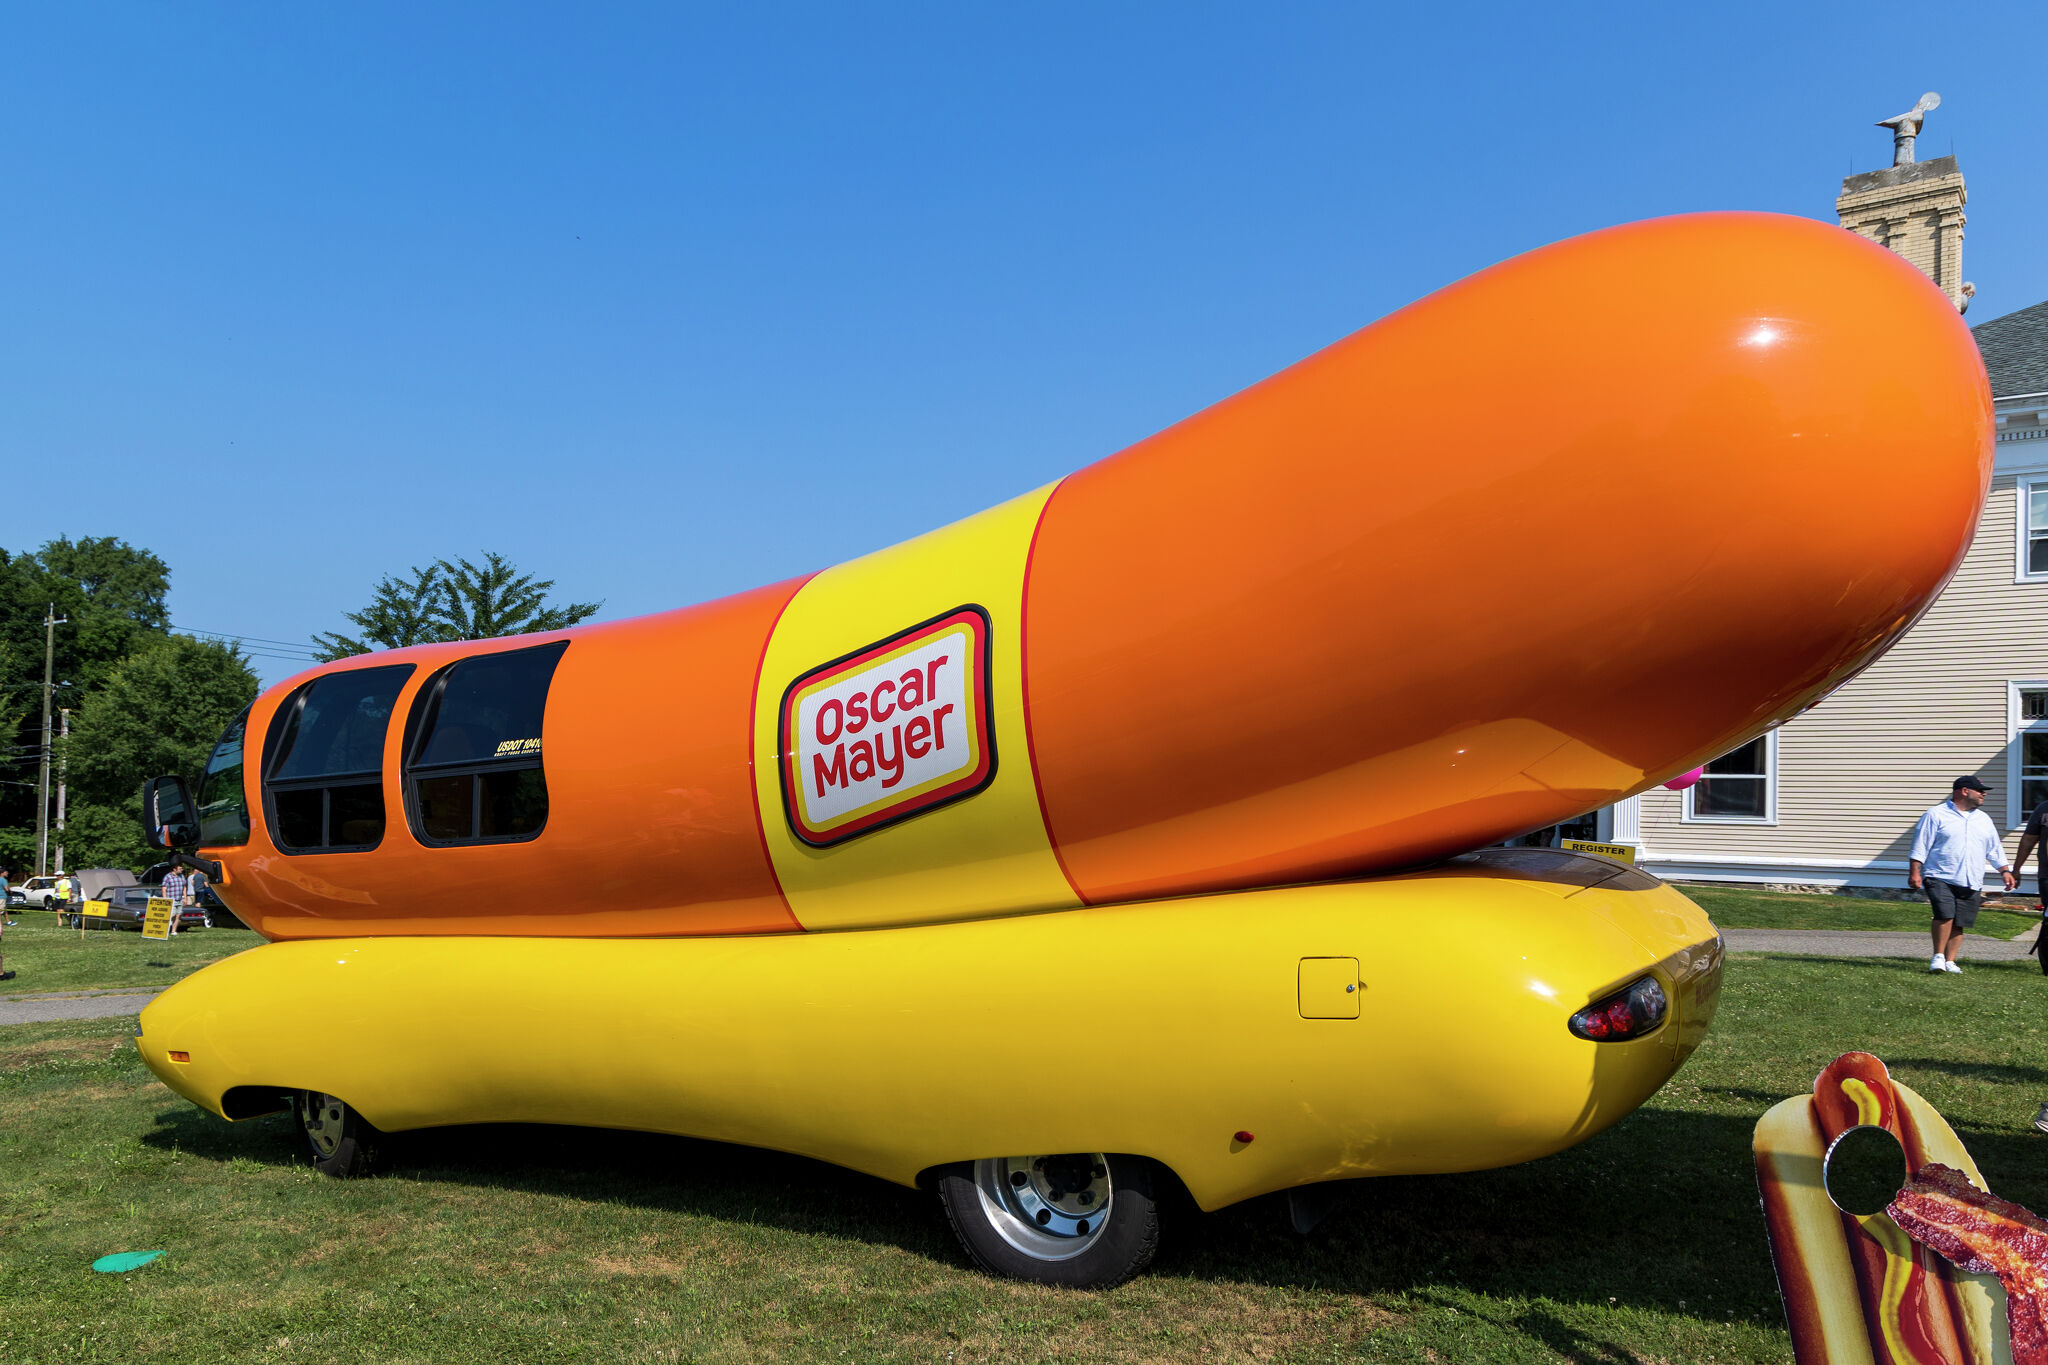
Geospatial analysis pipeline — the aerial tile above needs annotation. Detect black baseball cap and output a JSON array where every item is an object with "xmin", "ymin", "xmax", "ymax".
[{"xmin": 1953, "ymin": 775, "xmax": 1991, "ymax": 792}]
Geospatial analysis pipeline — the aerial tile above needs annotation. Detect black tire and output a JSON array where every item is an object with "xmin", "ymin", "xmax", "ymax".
[
  {"xmin": 292, "ymin": 1090, "xmax": 382, "ymax": 1178},
  {"xmin": 938, "ymin": 1152, "xmax": 1159, "ymax": 1288}
]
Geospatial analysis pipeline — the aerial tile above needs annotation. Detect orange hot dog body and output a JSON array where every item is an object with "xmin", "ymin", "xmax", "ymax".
[
  {"xmin": 1024, "ymin": 212, "xmax": 1990, "ymax": 903},
  {"xmin": 230, "ymin": 579, "xmax": 810, "ymax": 937},
  {"xmin": 216, "ymin": 212, "xmax": 1990, "ymax": 939}
]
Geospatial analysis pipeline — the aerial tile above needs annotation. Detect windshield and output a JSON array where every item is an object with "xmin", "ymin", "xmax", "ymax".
[{"xmin": 197, "ymin": 708, "xmax": 252, "ymax": 847}]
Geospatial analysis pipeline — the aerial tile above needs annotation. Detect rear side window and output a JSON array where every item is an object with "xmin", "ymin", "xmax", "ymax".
[
  {"xmin": 403, "ymin": 641, "xmax": 567, "ymax": 846},
  {"xmin": 196, "ymin": 707, "xmax": 252, "ymax": 847},
  {"xmin": 263, "ymin": 665, "xmax": 415, "ymax": 853}
]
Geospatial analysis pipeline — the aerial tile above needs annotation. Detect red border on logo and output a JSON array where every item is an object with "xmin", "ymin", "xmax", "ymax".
[{"xmin": 777, "ymin": 605, "xmax": 996, "ymax": 847}]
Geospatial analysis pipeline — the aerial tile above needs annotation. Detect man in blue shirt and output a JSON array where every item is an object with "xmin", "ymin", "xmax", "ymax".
[{"xmin": 1908, "ymin": 776, "xmax": 2017, "ymax": 974}]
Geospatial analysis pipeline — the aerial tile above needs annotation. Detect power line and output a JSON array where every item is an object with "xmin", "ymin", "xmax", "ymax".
[{"xmin": 175, "ymin": 627, "xmax": 321, "ymax": 654}]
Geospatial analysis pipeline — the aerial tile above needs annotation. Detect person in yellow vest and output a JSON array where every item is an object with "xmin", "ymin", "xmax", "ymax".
[{"xmin": 54, "ymin": 873, "xmax": 74, "ymax": 918}]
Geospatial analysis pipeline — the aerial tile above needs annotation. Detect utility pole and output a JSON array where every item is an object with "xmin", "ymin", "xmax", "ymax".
[
  {"xmin": 54, "ymin": 708, "xmax": 69, "ymax": 873},
  {"xmin": 35, "ymin": 603, "xmax": 67, "ymax": 877}
]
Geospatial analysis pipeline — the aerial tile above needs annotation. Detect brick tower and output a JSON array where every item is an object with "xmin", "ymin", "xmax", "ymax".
[{"xmin": 1835, "ymin": 92, "xmax": 1972, "ymax": 311}]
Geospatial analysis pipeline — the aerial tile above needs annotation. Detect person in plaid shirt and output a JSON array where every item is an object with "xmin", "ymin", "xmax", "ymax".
[{"xmin": 160, "ymin": 866, "xmax": 188, "ymax": 919}]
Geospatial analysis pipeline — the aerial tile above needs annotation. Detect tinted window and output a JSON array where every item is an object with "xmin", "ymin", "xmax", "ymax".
[
  {"xmin": 405, "ymin": 642, "xmax": 566, "ymax": 846},
  {"xmin": 272, "ymin": 667, "xmax": 410, "ymax": 781},
  {"xmin": 196, "ymin": 709, "xmax": 252, "ymax": 847},
  {"xmin": 273, "ymin": 787, "xmax": 326, "ymax": 850},
  {"xmin": 480, "ymin": 767, "xmax": 549, "ymax": 838},
  {"xmin": 412, "ymin": 645, "xmax": 563, "ymax": 769},
  {"xmin": 265, "ymin": 664, "xmax": 414, "ymax": 853}
]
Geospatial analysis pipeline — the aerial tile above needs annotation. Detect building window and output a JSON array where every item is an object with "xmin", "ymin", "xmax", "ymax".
[
  {"xmin": 2019, "ymin": 480, "xmax": 2048, "ymax": 581},
  {"xmin": 1684, "ymin": 732, "xmax": 1777, "ymax": 824},
  {"xmin": 402, "ymin": 641, "xmax": 567, "ymax": 846},
  {"xmin": 2009, "ymin": 682, "xmax": 2048, "ymax": 826},
  {"xmin": 263, "ymin": 665, "xmax": 415, "ymax": 853}
]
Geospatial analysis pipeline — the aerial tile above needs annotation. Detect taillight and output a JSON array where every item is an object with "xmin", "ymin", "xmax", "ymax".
[{"xmin": 1569, "ymin": 976, "xmax": 1668, "ymax": 1042}]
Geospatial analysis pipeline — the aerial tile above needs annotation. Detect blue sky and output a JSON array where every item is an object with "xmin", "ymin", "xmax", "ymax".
[{"xmin": 6, "ymin": 2, "xmax": 2045, "ymax": 684}]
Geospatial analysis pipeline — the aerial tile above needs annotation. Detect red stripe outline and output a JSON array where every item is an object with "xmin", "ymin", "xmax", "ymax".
[{"xmin": 1018, "ymin": 478, "xmax": 1090, "ymax": 906}]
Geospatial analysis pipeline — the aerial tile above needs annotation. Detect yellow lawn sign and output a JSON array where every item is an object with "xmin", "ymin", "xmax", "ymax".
[{"xmin": 142, "ymin": 897, "xmax": 177, "ymax": 941}]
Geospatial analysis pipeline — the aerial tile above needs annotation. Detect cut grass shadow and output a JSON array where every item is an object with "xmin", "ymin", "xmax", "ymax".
[
  {"xmin": 141, "ymin": 1099, "xmax": 1783, "ymax": 1324},
  {"xmin": 142, "ymin": 1105, "xmax": 956, "ymax": 1264}
]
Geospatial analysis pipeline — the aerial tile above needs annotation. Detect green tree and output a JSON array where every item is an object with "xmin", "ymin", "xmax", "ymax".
[
  {"xmin": 0, "ymin": 538, "xmax": 174, "ymax": 866},
  {"xmin": 435, "ymin": 553, "xmax": 601, "ymax": 639},
  {"xmin": 0, "ymin": 538, "xmax": 171, "ymax": 697},
  {"xmin": 310, "ymin": 564, "xmax": 449, "ymax": 662},
  {"xmin": 57, "ymin": 635, "xmax": 260, "ymax": 871},
  {"xmin": 311, "ymin": 553, "xmax": 600, "ymax": 660}
]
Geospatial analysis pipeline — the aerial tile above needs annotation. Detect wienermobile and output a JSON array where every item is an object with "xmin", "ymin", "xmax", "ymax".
[{"xmin": 137, "ymin": 213, "xmax": 1991, "ymax": 1287}]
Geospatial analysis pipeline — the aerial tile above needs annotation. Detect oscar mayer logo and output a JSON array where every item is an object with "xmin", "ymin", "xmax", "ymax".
[{"xmin": 778, "ymin": 605, "xmax": 996, "ymax": 847}]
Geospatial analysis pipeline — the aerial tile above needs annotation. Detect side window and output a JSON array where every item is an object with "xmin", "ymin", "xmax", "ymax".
[
  {"xmin": 1684, "ymin": 731, "xmax": 1777, "ymax": 824},
  {"xmin": 263, "ymin": 665, "xmax": 415, "ymax": 853},
  {"xmin": 403, "ymin": 642, "xmax": 567, "ymax": 846},
  {"xmin": 196, "ymin": 707, "xmax": 252, "ymax": 846},
  {"xmin": 2012, "ymin": 685, "xmax": 2048, "ymax": 826},
  {"xmin": 2020, "ymin": 479, "xmax": 2048, "ymax": 581}
]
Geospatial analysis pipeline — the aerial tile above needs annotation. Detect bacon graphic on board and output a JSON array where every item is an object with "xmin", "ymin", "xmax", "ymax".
[{"xmin": 1891, "ymin": 1163, "xmax": 2048, "ymax": 1364}]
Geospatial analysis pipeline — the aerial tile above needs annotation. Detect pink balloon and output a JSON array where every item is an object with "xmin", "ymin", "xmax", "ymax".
[{"xmin": 1663, "ymin": 767, "xmax": 1704, "ymax": 791}]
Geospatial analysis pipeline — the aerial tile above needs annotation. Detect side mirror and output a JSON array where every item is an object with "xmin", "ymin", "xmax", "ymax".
[{"xmin": 142, "ymin": 776, "xmax": 200, "ymax": 849}]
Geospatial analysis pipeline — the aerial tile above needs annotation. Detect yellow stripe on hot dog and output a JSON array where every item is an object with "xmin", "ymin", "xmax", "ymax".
[{"xmin": 750, "ymin": 484, "xmax": 1080, "ymax": 931}]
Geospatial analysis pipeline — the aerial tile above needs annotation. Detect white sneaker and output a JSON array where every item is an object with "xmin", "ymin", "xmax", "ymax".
[
  {"xmin": 1945, "ymin": 960, "xmax": 1963, "ymax": 973},
  {"xmin": 2033, "ymin": 1104, "xmax": 2048, "ymax": 1135},
  {"xmin": 1930, "ymin": 955, "xmax": 1946, "ymax": 973}
]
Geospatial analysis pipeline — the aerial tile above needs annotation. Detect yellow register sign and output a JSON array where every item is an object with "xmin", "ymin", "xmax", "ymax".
[
  {"xmin": 1560, "ymin": 839, "xmax": 1637, "ymax": 865},
  {"xmin": 82, "ymin": 899, "xmax": 110, "ymax": 917},
  {"xmin": 142, "ymin": 897, "xmax": 176, "ymax": 941}
]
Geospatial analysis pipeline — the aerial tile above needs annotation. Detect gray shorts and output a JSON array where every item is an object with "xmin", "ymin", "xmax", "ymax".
[{"xmin": 1926, "ymin": 879, "xmax": 1980, "ymax": 928}]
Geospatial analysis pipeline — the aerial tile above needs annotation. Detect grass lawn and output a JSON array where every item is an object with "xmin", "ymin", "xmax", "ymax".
[
  {"xmin": 6, "ymin": 951, "xmax": 2048, "ymax": 1363},
  {"xmin": 1, "ymin": 916, "xmax": 265, "ymax": 998},
  {"xmin": 1682, "ymin": 883, "xmax": 2043, "ymax": 940}
]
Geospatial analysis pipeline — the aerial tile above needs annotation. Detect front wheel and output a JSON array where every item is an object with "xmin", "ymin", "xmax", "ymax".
[
  {"xmin": 937, "ymin": 1152, "xmax": 1158, "ymax": 1288},
  {"xmin": 292, "ymin": 1090, "xmax": 381, "ymax": 1178}
]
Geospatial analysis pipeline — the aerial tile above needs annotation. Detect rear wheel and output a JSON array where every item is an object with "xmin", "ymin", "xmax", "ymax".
[
  {"xmin": 292, "ymin": 1090, "xmax": 381, "ymax": 1178},
  {"xmin": 937, "ymin": 1152, "xmax": 1158, "ymax": 1288}
]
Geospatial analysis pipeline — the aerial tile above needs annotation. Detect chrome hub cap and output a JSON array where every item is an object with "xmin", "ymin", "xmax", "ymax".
[
  {"xmin": 971, "ymin": 1154, "xmax": 1113, "ymax": 1261},
  {"xmin": 299, "ymin": 1091, "xmax": 347, "ymax": 1158}
]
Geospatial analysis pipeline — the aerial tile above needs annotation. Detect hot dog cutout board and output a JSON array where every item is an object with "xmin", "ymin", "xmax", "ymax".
[{"xmin": 1755, "ymin": 1053, "xmax": 2011, "ymax": 1364}]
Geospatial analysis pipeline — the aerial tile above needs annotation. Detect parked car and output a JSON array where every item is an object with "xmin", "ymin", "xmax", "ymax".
[
  {"xmin": 25, "ymin": 868, "xmax": 139, "ymax": 910},
  {"xmin": 72, "ymin": 885, "xmax": 212, "ymax": 932},
  {"xmin": 77, "ymin": 868, "xmax": 141, "ymax": 903},
  {"xmin": 6, "ymin": 885, "xmax": 23, "ymax": 909},
  {"xmin": 16, "ymin": 876, "xmax": 64, "ymax": 909}
]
